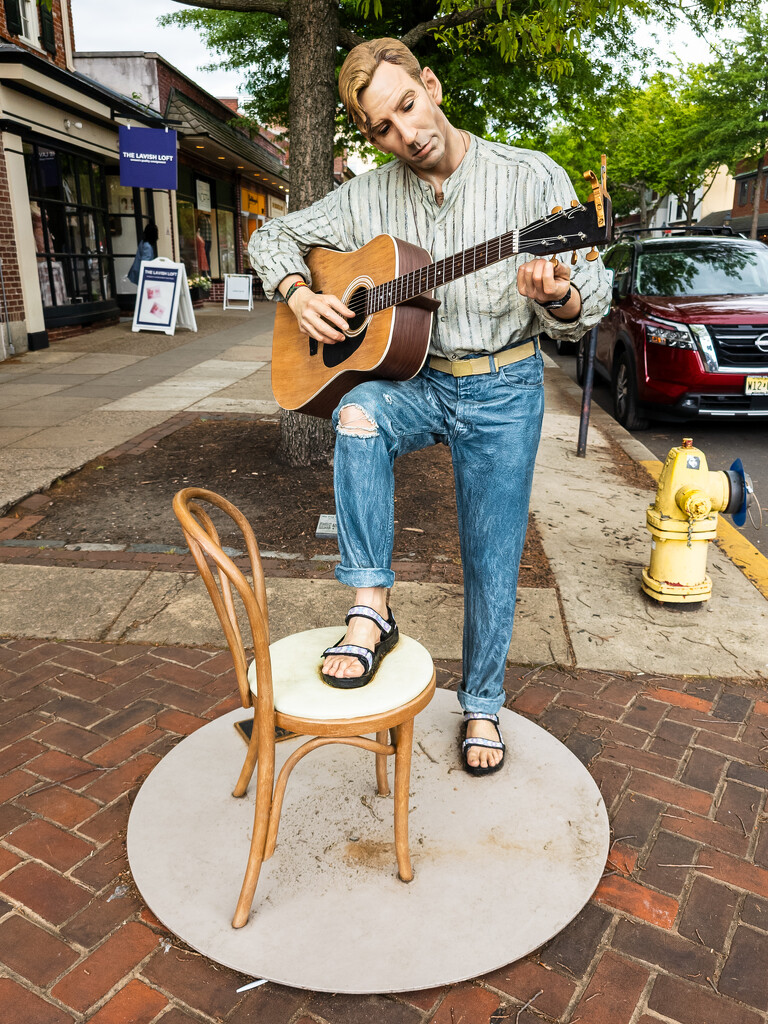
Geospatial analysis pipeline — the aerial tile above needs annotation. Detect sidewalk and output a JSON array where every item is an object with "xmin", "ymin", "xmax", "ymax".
[{"xmin": 1, "ymin": 310, "xmax": 768, "ymax": 1024}]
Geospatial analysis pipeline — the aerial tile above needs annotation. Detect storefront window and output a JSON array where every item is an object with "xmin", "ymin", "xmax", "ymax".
[
  {"xmin": 24, "ymin": 140, "xmax": 116, "ymax": 312},
  {"xmin": 241, "ymin": 187, "xmax": 266, "ymax": 255},
  {"xmin": 217, "ymin": 209, "xmax": 236, "ymax": 275},
  {"xmin": 106, "ymin": 176, "xmax": 153, "ymax": 297},
  {"xmin": 177, "ymin": 168, "xmax": 238, "ymax": 281},
  {"xmin": 177, "ymin": 199, "xmax": 197, "ymax": 276}
]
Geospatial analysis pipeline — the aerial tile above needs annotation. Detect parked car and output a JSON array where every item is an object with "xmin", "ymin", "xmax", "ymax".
[{"xmin": 580, "ymin": 231, "xmax": 768, "ymax": 428}]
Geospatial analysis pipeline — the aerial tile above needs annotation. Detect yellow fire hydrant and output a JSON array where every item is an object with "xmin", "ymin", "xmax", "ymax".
[{"xmin": 642, "ymin": 438, "xmax": 748, "ymax": 605}]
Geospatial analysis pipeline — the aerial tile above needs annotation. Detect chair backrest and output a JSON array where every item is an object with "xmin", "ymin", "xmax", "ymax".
[{"xmin": 172, "ymin": 488, "xmax": 273, "ymax": 713}]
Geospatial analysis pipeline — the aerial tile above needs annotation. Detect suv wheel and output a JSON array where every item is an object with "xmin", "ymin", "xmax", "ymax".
[{"xmin": 612, "ymin": 350, "xmax": 648, "ymax": 430}]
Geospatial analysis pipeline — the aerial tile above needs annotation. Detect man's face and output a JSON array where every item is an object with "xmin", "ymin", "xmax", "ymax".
[{"xmin": 358, "ymin": 60, "xmax": 447, "ymax": 171}]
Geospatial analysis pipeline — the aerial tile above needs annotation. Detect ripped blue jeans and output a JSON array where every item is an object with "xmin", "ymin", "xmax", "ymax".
[{"xmin": 331, "ymin": 347, "xmax": 545, "ymax": 715}]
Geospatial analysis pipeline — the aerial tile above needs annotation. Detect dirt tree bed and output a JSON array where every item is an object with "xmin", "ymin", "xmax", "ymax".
[{"xmin": 17, "ymin": 417, "xmax": 554, "ymax": 587}]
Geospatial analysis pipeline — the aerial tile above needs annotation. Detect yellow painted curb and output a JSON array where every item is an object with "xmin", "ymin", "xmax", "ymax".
[{"xmin": 640, "ymin": 459, "xmax": 768, "ymax": 601}]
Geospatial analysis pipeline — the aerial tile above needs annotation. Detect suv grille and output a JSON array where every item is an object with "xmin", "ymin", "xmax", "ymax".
[{"xmin": 708, "ymin": 325, "xmax": 768, "ymax": 368}]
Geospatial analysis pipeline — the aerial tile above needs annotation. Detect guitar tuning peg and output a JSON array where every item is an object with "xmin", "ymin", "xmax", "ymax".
[
  {"xmin": 551, "ymin": 205, "xmax": 562, "ymax": 214},
  {"xmin": 549, "ymin": 255, "xmax": 559, "ymax": 268},
  {"xmin": 570, "ymin": 199, "xmax": 579, "ymax": 208},
  {"xmin": 571, "ymin": 250, "xmax": 578, "ymax": 265},
  {"xmin": 586, "ymin": 246, "xmax": 599, "ymax": 262}
]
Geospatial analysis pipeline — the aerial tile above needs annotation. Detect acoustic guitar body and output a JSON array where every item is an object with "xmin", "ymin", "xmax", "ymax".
[{"xmin": 271, "ymin": 234, "xmax": 435, "ymax": 419}]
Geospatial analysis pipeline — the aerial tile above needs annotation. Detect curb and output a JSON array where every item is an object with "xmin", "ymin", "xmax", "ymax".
[{"xmin": 547, "ymin": 359, "xmax": 768, "ymax": 602}]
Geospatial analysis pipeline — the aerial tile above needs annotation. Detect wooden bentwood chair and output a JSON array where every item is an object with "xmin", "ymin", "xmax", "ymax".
[{"xmin": 173, "ymin": 488, "xmax": 436, "ymax": 928}]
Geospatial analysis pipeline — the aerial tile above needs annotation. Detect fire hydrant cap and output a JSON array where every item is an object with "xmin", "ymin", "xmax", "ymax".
[{"xmin": 676, "ymin": 487, "xmax": 712, "ymax": 520}]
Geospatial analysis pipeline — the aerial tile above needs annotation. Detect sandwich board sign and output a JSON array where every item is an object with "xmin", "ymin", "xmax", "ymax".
[
  {"xmin": 132, "ymin": 258, "xmax": 197, "ymax": 336},
  {"xmin": 223, "ymin": 274, "xmax": 253, "ymax": 311}
]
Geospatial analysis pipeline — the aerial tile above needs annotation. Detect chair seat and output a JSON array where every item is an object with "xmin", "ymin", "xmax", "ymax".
[{"xmin": 247, "ymin": 626, "xmax": 433, "ymax": 721}]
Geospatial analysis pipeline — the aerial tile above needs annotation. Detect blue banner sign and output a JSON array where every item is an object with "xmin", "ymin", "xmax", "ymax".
[{"xmin": 119, "ymin": 126, "xmax": 177, "ymax": 190}]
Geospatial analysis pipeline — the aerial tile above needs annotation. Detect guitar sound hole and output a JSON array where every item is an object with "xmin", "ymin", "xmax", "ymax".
[{"xmin": 323, "ymin": 286, "xmax": 369, "ymax": 368}]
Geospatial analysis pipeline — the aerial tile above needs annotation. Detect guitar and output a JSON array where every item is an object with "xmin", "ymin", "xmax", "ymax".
[{"xmin": 272, "ymin": 156, "xmax": 611, "ymax": 418}]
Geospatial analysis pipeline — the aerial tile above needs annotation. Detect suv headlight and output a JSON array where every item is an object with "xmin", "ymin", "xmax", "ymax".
[
  {"xmin": 645, "ymin": 321, "xmax": 696, "ymax": 349},
  {"xmin": 688, "ymin": 324, "xmax": 718, "ymax": 372}
]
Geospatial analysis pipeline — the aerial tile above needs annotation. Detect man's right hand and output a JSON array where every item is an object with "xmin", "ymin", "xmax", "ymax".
[{"xmin": 288, "ymin": 286, "xmax": 354, "ymax": 344}]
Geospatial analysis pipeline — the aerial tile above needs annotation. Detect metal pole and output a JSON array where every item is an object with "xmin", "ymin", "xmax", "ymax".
[{"xmin": 576, "ymin": 324, "xmax": 599, "ymax": 458}]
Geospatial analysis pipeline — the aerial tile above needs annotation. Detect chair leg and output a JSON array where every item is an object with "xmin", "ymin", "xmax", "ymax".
[
  {"xmin": 232, "ymin": 713, "xmax": 259, "ymax": 798},
  {"xmin": 393, "ymin": 717, "xmax": 414, "ymax": 883},
  {"xmin": 232, "ymin": 748, "xmax": 274, "ymax": 928},
  {"xmin": 375, "ymin": 729, "xmax": 390, "ymax": 797}
]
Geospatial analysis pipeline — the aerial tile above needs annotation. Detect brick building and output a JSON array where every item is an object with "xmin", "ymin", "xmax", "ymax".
[
  {"xmin": 728, "ymin": 157, "xmax": 768, "ymax": 244},
  {"xmin": 75, "ymin": 52, "xmax": 291, "ymax": 303},
  {"xmin": 0, "ymin": 0, "xmax": 169, "ymax": 356}
]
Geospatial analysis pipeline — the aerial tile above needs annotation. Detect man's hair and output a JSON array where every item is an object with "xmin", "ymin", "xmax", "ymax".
[{"xmin": 339, "ymin": 38, "xmax": 423, "ymax": 135}]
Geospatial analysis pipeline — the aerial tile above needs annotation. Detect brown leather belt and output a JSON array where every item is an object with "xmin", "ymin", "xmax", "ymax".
[{"xmin": 428, "ymin": 340, "xmax": 536, "ymax": 377}]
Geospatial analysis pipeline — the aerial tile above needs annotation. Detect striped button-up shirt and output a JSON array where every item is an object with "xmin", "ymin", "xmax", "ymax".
[{"xmin": 248, "ymin": 135, "xmax": 611, "ymax": 360}]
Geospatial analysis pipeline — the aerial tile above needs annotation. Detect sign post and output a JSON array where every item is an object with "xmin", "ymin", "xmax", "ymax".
[
  {"xmin": 223, "ymin": 274, "xmax": 254, "ymax": 311},
  {"xmin": 132, "ymin": 258, "xmax": 197, "ymax": 336}
]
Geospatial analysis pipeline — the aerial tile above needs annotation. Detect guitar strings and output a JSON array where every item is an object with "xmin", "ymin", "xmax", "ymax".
[{"xmin": 343, "ymin": 225, "xmax": 591, "ymax": 319}]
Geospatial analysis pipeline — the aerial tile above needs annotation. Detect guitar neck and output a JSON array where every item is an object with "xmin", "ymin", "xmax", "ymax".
[
  {"xmin": 367, "ymin": 183, "xmax": 612, "ymax": 315},
  {"xmin": 368, "ymin": 229, "xmax": 518, "ymax": 314}
]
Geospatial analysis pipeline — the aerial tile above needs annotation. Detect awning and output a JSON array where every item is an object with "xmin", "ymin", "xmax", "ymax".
[
  {"xmin": 697, "ymin": 208, "xmax": 768, "ymax": 234},
  {"xmin": 166, "ymin": 88, "xmax": 289, "ymax": 191}
]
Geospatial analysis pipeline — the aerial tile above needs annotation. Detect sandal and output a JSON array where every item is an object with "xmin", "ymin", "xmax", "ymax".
[
  {"xmin": 321, "ymin": 605, "xmax": 399, "ymax": 689},
  {"xmin": 461, "ymin": 712, "xmax": 505, "ymax": 776}
]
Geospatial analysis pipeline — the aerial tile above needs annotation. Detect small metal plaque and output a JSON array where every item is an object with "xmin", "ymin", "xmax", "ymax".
[{"xmin": 315, "ymin": 514, "xmax": 338, "ymax": 539}]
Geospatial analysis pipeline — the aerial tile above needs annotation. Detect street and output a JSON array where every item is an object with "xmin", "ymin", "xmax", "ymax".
[{"xmin": 542, "ymin": 338, "xmax": 768, "ymax": 552}]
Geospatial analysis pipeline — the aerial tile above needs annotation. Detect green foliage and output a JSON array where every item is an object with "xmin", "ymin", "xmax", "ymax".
[
  {"xmin": 682, "ymin": 11, "xmax": 768, "ymax": 174},
  {"xmin": 518, "ymin": 72, "xmax": 725, "ymax": 225},
  {"xmin": 161, "ymin": 0, "xmax": 656, "ymax": 159}
]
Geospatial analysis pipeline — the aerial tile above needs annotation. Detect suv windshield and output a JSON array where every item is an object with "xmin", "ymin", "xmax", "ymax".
[{"xmin": 635, "ymin": 242, "xmax": 768, "ymax": 297}]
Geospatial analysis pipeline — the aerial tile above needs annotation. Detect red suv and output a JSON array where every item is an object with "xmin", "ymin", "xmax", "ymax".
[{"xmin": 579, "ymin": 232, "xmax": 768, "ymax": 427}]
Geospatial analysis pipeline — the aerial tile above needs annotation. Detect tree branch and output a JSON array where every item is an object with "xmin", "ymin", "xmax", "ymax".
[
  {"xmin": 170, "ymin": 0, "xmax": 288, "ymax": 15},
  {"xmin": 401, "ymin": 4, "xmax": 491, "ymax": 50},
  {"xmin": 339, "ymin": 25, "xmax": 365, "ymax": 50},
  {"xmin": 172, "ymin": 0, "xmax": 363, "ymax": 48}
]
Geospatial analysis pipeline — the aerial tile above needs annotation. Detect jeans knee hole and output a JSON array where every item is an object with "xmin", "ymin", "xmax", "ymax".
[{"xmin": 337, "ymin": 403, "xmax": 379, "ymax": 437}]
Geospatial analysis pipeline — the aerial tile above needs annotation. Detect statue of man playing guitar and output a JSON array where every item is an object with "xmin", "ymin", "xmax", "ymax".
[{"xmin": 249, "ymin": 38, "xmax": 610, "ymax": 775}]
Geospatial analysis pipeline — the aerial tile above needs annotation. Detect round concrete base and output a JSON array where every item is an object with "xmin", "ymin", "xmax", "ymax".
[{"xmin": 127, "ymin": 689, "xmax": 609, "ymax": 993}]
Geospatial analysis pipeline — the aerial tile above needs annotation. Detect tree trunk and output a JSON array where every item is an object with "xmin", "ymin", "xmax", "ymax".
[
  {"xmin": 751, "ymin": 155, "xmax": 764, "ymax": 241},
  {"xmin": 685, "ymin": 189, "xmax": 696, "ymax": 227},
  {"xmin": 638, "ymin": 183, "xmax": 648, "ymax": 230},
  {"xmin": 278, "ymin": 0, "xmax": 339, "ymax": 466}
]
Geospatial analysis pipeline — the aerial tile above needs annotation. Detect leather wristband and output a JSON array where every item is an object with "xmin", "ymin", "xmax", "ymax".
[
  {"xmin": 284, "ymin": 280, "xmax": 308, "ymax": 303},
  {"xmin": 537, "ymin": 286, "xmax": 572, "ymax": 311}
]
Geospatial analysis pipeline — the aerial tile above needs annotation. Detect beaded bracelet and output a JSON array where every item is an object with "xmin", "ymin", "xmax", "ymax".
[{"xmin": 285, "ymin": 280, "xmax": 308, "ymax": 303}]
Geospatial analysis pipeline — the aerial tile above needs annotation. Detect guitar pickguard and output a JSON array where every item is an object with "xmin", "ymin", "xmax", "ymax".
[
  {"xmin": 322, "ymin": 285, "xmax": 370, "ymax": 368},
  {"xmin": 322, "ymin": 324, "xmax": 368, "ymax": 367}
]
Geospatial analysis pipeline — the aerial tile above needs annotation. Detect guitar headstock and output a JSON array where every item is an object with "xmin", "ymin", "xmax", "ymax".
[{"xmin": 519, "ymin": 154, "xmax": 612, "ymax": 260}]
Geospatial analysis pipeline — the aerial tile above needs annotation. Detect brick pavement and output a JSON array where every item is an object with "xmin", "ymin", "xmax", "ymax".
[{"xmin": 1, "ymin": 637, "xmax": 768, "ymax": 1023}]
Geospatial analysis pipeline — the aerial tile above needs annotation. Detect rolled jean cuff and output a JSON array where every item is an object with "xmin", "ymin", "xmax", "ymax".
[
  {"xmin": 457, "ymin": 684, "xmax": 506, "ymax": 716},
  {"xmin": 334, "ymin": 565, "xmax": 395, "ymax": 589}
]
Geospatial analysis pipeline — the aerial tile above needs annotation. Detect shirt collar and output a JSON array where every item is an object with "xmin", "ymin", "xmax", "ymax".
[{"xmin": 402, "ymin": 132, "xmax": 476, "ymax": 206}]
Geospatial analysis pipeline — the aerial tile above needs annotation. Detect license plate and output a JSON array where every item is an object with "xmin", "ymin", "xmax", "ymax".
[{"xmin": 745, "ymin": 376, "xmax": 768, "ymax": 395}]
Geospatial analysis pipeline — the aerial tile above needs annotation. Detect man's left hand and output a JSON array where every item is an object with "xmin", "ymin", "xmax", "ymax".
[
  {"xmin": 517, "ymin": 257, "xmax": 582, "ymax": 319},
  {"xmin": 517, "ymin": 257, "xmax": 570, "ymax": 303}
]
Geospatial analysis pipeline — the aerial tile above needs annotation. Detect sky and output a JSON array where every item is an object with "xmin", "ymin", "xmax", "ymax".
[
  {"xmin": 69, "ymin": 2, "xmax": 738, "ymax": 111},
  {"xmin": 70, "ymin": 0, "xmax": 243, "ymax": 100}
]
